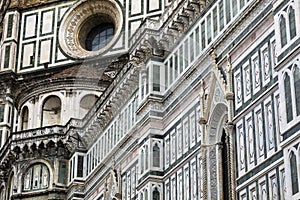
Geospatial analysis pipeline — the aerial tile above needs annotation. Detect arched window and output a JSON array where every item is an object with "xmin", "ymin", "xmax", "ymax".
[
  {"xmin": 280, "ymin": 15, "xmax": 287, "ymax": 47},
  {"xmin": 42, "ymin": 96, "xmax": 61, "ymax": 127},
  {"xmin": 140, "ymin": 192, "xmax": 143, "ymax": 200},
  {"xmin": 289, "ymin": 7, "xmax": 297, "ymax": 40},
  {"xmin": 153, "ymin": 144, "xmax": 160, "ymax": 168},
  {"xmin": 290, "ymin": 151, "xmax": 299, "ymax": 194},
  {"xmin": 293, "ymin": 66, "xmax": 300, "ymax": 116},
  {"xmin": 23, "ymin": 163, "xmax": 49, "ymax": 191},
  {"xmin": 153, "ymin": 188, "xmax": 160, "ymax": 200},
  {"xmin": 141, "ymin": 149, "xmax": 144, "ymax": 174},
  {"xmin": 85, "ymin": 23, "xmax": 114, "ymax": 51},
  {"xmin": 79, "ymin": 94, "xmax": 98, "ymax": 118},
  {"xmin": 284, "ymin": 73, "xmax": 293, "ymax": 122},
  {"xmin": 145, "ymin": 145, "xmax": 149, "ymax": 170},
  {"xmin": 21, "ymin": 106, "xmax": 29, "ymax": 130},
  {"xmin": 144, "ymin": 189, "xmax": 148, "ymax": 200}
]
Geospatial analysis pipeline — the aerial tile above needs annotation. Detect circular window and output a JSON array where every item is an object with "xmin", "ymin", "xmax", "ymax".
[
  {"xmin": 85, "ymin": 23, "xmax": 114, "ymax": 51},
  {"xmin": 59, "ymin": 0, "xmax": 123, "ymax": 59}
]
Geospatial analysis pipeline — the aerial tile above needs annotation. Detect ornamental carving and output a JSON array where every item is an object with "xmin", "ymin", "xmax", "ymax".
[{"xmin": 59, "ymin": 0, "xmax": 123, "ymax": 59}]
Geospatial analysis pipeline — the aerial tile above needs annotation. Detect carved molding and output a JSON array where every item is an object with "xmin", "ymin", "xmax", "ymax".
[{"xmin": 59, "ymin": 0, "xmax": 123, "ymax": 59}]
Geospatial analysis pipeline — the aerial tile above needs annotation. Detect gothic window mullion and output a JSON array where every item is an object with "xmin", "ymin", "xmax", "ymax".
[
  {"xmin": 288, "ymin": 6, "xmax": 297, "ymax": 40},
  {"xmin": 284, "ymin": 72, "xmax": 293, "ymax": 123},
  {"xmin": 293, "ymin": 66, "xmax": 300, "ymax": 116},
  {"xmin": 280, "ymin": 15, "xmax": 287, "ymax": 47}
]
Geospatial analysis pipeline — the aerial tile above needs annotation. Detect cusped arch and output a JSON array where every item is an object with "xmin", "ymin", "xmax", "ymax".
[{"xmin": 207, "ymin": 103, "xmax": 228, "ymax": 145}]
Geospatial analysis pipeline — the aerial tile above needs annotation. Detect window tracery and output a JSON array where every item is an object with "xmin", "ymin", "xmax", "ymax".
[
  {"xmin": 290, "ymin": 150, "xmax": 299, "ymax": 195},
  {"xmin": 23, "ymin": 163, "xmax": 50, "ymax": 191}
]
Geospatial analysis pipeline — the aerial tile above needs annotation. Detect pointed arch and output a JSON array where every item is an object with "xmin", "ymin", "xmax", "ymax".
[
  {"xmin": 141, "ymin": 149, "xmax": 144, "ymax": 174},
  {"xmin": 144, "ymin": 188, "xmax": 148, "ymax": 200},
  {"xmin": 280, "ymin": 15, "xmax": 287, "ymax": 47},
  {"xmin": 153, "ymin": 143, "xmax": 160, "ymax": 168},
  {"xmin": 153, "ymin": 187, "xmax": 160, "ymax": 200},
  {"xmin": 284, "ymin": 72, "xmax": 293, "ymax": 122},
  {"xmin": 289, "ymin": 150, "xmax": 299, "ymax": 194},
  {"xmin": 145, "ymin": 145, "xmax": 149, "ymax": 170},
  {"xmin": 288, "ymin": 6, "xmax": 296, "ymax": 40},
  {"xmin": 293, "ymin": 65, "xmax": 300, "ymax": 116},
  {"xmin": 208, "ymin": 103, "xmax": 228, "ymax": 145}
]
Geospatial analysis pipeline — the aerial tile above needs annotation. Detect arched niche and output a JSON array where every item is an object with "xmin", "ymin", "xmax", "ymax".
[
  {"xmin": 206, "ymin": 103, "xmax": 230, "ymax": 200},
  {"xmin": 41, "ymin": 96, "xmax": 61, "ymax": 127},
  {"xmin": 79, "ymin": 94, "xmax": 98, "ymax": 118},
  {"xmin": 21, "ymin": 106, "xmax": 29, "ymax": 130},
  {"xmin": 207, "ymin": 103, "xmax": 228, "ymax": 145}
]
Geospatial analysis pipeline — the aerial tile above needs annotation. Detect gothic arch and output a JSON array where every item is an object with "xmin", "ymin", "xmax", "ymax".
[
  {"xmin": 207, "ymin": 103, "xmax": 228, "ymax": 145},
  {"xmin": 205, "ymin": 102, "xmax": 231, "ymax": 200}
]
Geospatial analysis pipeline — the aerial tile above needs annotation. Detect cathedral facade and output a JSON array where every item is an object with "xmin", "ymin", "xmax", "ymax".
[{"xmin": 0, "ymin": 0, "xmax": 299, "ymax": 199}]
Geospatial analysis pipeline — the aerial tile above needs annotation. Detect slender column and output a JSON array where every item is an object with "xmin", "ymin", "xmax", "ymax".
[
  {"xmin": 225, "ymin": 55, "xmax": 236, "ymax": 200},
  {"xmin": 201, "ymin": 146, "xmax": 208, "ymax": 200},
  {"xmin": 217, "ymin": 143, "xmax": 224, "ymax": 200},
  {"xmin": 225, "ymin": 124, "xmax": 236, "ymax": 200}
]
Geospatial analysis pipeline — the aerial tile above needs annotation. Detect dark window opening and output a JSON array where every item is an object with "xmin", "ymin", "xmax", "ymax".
[
  {"xmin": 21, "ymin": 106, "xmax": 29, "ymax": 130},
  {"xmin": 153, "ymin": 188, "xmax": 160, "ymax": 200},
  {"xmin": 85, "ymin": 23, "xmax": 114, "ymax": 51},
  {"xmin": 284, "ymin": 73, "xmax": 293, "ymax": 122},
  {"xmin": 221, "ymin": 129, "xmax": 230, "ymax": 199},
  {"xmin": 77, "ymin": 156, "xmax": 84, "ymax": 178},
  {"xmin": 294, "ymin": 67, "xmax": 300, "ymax": 116},
  {"xmin": 290, "ymin": 152, "xmax": 299, "ymax": 194},
  {"xmin": 280, "ymin": 16, "xmax": 287, "ymax": 47},
  {"xmin": 289, "ymin": 7, "xmax": 297, "ymax": 40},
  {"xmin": 153, "ymin": 144, "xmax": 160, "ymax": 168}
]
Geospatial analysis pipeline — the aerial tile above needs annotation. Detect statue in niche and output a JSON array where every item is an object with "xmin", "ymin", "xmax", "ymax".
[{"xmin": 106, "ymin": 160, "xmax": 121, "ymax": 200}]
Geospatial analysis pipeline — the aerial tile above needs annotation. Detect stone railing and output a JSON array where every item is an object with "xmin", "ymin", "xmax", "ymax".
[{"xmin": 10, "ymin": 125, "xmax": 66, "ymax": 149}]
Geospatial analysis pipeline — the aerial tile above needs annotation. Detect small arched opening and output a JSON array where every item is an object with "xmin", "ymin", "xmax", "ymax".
[
  {"xmin": 42, "ymin": 96, "xmax": 61, "ymax": 127},
  {"xmin": 21, "ymin": 106, "xmax": 29, "ymax": 130},
  {"xmin": 79, "ymin": 94, "xmax": 98, "ymax": 118}
]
